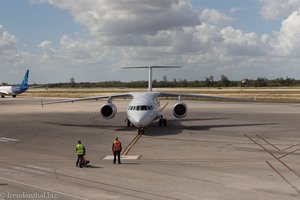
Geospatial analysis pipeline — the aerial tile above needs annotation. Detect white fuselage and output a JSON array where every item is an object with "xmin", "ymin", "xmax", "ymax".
[
  {"xmin": 127, "ymin": 92, "xmax": 161, "ymax": 128},
  {"xmin": 0, "ymin": 69, "xmax": 29, "ymax": 97},
  {"xmin": 0, "ymin": 85, "xmax": 27, "ymax": 96}
]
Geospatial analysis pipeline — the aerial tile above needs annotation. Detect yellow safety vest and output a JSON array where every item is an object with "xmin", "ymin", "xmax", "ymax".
[{"xmin": 76, "ymin": 144, "xmax": 85, "ymax": 155}]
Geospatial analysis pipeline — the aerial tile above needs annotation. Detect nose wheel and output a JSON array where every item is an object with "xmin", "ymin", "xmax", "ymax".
[{"xmin": 138, "ymin": 128, "xmax": 145, "ymax": 135}]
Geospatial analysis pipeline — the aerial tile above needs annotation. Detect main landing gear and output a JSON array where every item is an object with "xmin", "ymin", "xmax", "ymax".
[
  {"xmin": 126, "ymin": 119, "xmax": 134, "ymax": 127},
  {"xmin": 159, "ymin": 116, "xmax": 167, "ymax": 127}
]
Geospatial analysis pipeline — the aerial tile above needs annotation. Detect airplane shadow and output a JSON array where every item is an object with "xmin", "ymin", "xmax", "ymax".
[
  {"xmin": 44, "ymin": 117, "xmax": 277, "ymax": 136},
  {"xmin": 144, "ymin": 122, "xmax": 277, "ymax": 136},
  {"xmin": 44, "ymin": 117, "xmax": 226, "ymax": 130},
  {"xmin": 44, "ymin": 122, "xmax": 130, "ymax": 129},
  {"xmin": 173, "ymin": 117, "xmax": 228, "ymax": 122},
  {"xmin": 83, "ymin": 165, "xmax": 103, "ymax": 169}
]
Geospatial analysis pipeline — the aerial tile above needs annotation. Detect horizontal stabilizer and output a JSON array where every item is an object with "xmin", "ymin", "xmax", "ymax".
[
  {"xmin": 123, "ymin": 66, "xmax": 181, "ymax": 91},
  {"xmin": 122, "ymin": 66, "xmax": 181, "ymax": 69}
]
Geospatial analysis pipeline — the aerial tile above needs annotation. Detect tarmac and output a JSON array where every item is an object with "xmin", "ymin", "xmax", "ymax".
[{"xmin": 0, "ymin": 97, "xmax": 300, "ymax": 200}]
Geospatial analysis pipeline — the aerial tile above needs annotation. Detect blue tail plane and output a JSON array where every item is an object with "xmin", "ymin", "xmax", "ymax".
[{"xmin": 20, "ymin": 69, "xmax": 29, "ymax": 90}]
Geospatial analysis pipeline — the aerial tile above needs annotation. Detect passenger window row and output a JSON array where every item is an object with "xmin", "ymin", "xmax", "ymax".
[{"xmin": 128, "ymin": 105, "xmax": 153, "ymax": 111}]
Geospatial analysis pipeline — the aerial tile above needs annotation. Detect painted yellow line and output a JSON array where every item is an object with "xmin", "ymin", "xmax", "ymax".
[
  {"xmin": 122, "ymin": 134, "xmax": 142, "ymax": 155},
  {"xmin": 159, "ymin": 102, "xmax": 169, "ymax": 112}
]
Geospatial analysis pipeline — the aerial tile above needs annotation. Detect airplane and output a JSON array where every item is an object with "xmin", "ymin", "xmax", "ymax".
[
  {"xmin": 41, "ymin": 66, "xmax": 247, "ymax": 134},
  {"xmin": 0, "ymin": 69, "xmax": 29, "ymax": 98}
]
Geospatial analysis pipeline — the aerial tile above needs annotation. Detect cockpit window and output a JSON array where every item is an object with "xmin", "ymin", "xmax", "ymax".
[
  {"xmin": 141, "ymin": 106, "xmax": 148, "ymax": 110},
  {"xmin": 128, "ymin": 105, "xmax": 153, "ymax": 111}
]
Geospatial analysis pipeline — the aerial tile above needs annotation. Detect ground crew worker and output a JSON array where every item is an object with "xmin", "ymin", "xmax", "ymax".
[
  {"xmin": 112, "ymin": 137, "xmax": 122, "ymax": 164},
  {"xmin": 76, "ymin": 140, "xmax": 86, "ymax": 168}
]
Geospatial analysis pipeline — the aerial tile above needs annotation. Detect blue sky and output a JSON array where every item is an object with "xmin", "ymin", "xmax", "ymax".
[
  {"xmin": 1, "ymin": 0, "xmax": 300, "ymax": 84},
  {"xmin": 0, "ymin": 1, "xmax": 84, "ymax": 52}
]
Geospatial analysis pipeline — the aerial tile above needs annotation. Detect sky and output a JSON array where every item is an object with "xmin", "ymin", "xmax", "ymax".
[{"xmin": 1, "ymin": 0, "xmax": 300, "ymax": 84}]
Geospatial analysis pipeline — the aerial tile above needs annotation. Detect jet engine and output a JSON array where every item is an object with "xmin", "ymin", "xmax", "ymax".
[
  {"xmin": 100, "ymin": 103, "xmax": 117, "ymax": 119},
  {"xmin": 173, "ymin": 102, "xmax": 188, "ymax": 118}
]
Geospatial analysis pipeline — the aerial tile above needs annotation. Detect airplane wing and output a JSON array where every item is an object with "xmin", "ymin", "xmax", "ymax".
[
  {"xmin": 41, "ymin": 93, "xmax": 132, "ymax": 107},
  {"xmin": 158, "ymin": 92, "xmax": 252, "ymax": 102}
]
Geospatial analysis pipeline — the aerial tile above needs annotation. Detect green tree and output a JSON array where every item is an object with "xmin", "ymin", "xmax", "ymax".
[
  {"xmin": 204, "ymin": 76, "xmax": 214, "ymax": 87},
  {"xmin": 255, "ymin": 77, "xmax": 268, "ymax": 87},
  {"xmin": 219, "ymin": 74, "xmax": 230, "ymax": 87}
]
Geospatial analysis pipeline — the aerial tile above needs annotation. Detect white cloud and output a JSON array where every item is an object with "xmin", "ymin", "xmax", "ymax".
[
  {"xmin": 38, "ymin": 40, "xmax": 56, "ymax": 60},
  {"xmin": 230, "ymin": 7, "xmax": 245, "ymax": 13},
  {"xmin": 0, "ymin": 25, "xmax": 37, "ymax": 83},
  {"xmin": 44, "ymin": 0, "xmax": 200, "ymax": 38},
  {"xmin": 0, "ymin": 25, "xmax": 22, "ymax": 64},
  {"xmin": 271, "ymin": 11, "xmax": 300, "ymax": 55},
  {"xmin": 201, "ymin": 9, "xmax": 233, "ymax": 26},
  {"xmin": 258, "ymin": 0, "xmax": 300, "ymax": 20}
]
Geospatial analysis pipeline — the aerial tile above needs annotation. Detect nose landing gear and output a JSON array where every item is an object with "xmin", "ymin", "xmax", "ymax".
[{"xmin": 138, "ymin": 128, "xmax": 145, "ymax": 135}]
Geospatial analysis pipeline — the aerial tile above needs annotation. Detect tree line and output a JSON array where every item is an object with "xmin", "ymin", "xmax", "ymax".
[{"xmin": 43, "ymin": 75, "xmax": 300, "ymax": 88}]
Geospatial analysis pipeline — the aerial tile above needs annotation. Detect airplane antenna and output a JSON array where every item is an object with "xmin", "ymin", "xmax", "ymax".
[{"xmin": 123, "ymin": 66, "xmax": 181, "ymax": 91}]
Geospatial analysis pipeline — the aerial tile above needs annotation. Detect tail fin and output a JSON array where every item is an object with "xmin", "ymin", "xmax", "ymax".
[
  {"xmin": 20, "ymin": 69, "xmax": 29, "ymax": 88},
  {"xmin": 123, "ymin": 66, "xmax": 181, "ymax": 91}
]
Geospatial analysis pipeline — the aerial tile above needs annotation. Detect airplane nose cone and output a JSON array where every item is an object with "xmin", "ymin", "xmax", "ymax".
[{"xmin": 129, "ymin": 112, "xmax": 152, "ymax": 127}]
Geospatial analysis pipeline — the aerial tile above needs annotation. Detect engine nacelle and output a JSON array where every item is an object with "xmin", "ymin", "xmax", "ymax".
[
  {"xmin": 100, "ymin": 103, "xmax": 117, "ymax": 119},
  {"xmin": 173, "ymin": 102, "xmax": 188, "ymax": 118}
]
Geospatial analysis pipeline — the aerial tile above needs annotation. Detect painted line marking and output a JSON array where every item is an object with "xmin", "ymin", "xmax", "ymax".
[
  {"xmin": 0, "ymin": 176, "xmax": 88, "ymax": 200},
  {"xmin": 254, "ymin": 134, "xmax": 300, "ymax": 160},
  {"xmin": 25, "ymin": 165, "xmax": 55, "ymax": 172},
  {"xmin": 282, "ymin": 143, "xmax": 300, "ymax": 151},
  {"xmin": 13, "ymin": 166, "xmax": 48, "ymax": 175},
  {"xmin": 102, "ymin": 155, "xmax": 141, "ymax": 160},
  {"xmin": 256, "ymin": 134, "xmax": 280, "ymax": 151},
  {"xmin": 122, "ymin": 133, "xmax": 142, "ymax": 155},
  {"xmin": 245, "ymin": 134, "xmax": 300, "ymax": 178},
  {"xmin": 266, "ymin": 161, "xmax": 300, "ymax": 194},
  {"xmin": 246, "ymin": 134, "xmax": 300, "ymax": 195},
  {"xmin": 278, "ymin": 148, "xmax": 300, "ymax": 159},
  {"xmin": 0, "ymin": 137, "xmax": 20, "ymax": 142},
  {"xmin": 256, "ymin": 134, "xmax": 300, "ymax": 153}
]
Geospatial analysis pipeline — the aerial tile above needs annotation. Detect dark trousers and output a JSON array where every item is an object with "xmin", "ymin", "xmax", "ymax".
[
  {"xmin": 113, "ymin": 151, "xmax": 121, "ymax": 164},
  {"xmin": 76, "ymin": 155, "xmax": 84, "ymax": 167}
]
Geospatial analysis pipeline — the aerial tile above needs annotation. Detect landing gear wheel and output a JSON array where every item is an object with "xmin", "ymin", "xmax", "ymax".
[
  {"xmin": 163, "ymin": 118, "xmax": 167, "ymax": 127},
  {"xmin": 127, "ymin": 119, "xmax": 131, "ymax": 127},
  {"xmin": 12, "ymin": 95, "xmax": 16, "ymax": 98},
  {"xmin": 138, "ymin": 128, "xmax": 144, "ymax": 135},
  {"xmin": 159, "ymin": 116, "xmax": 167, "ymax": 127}
]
